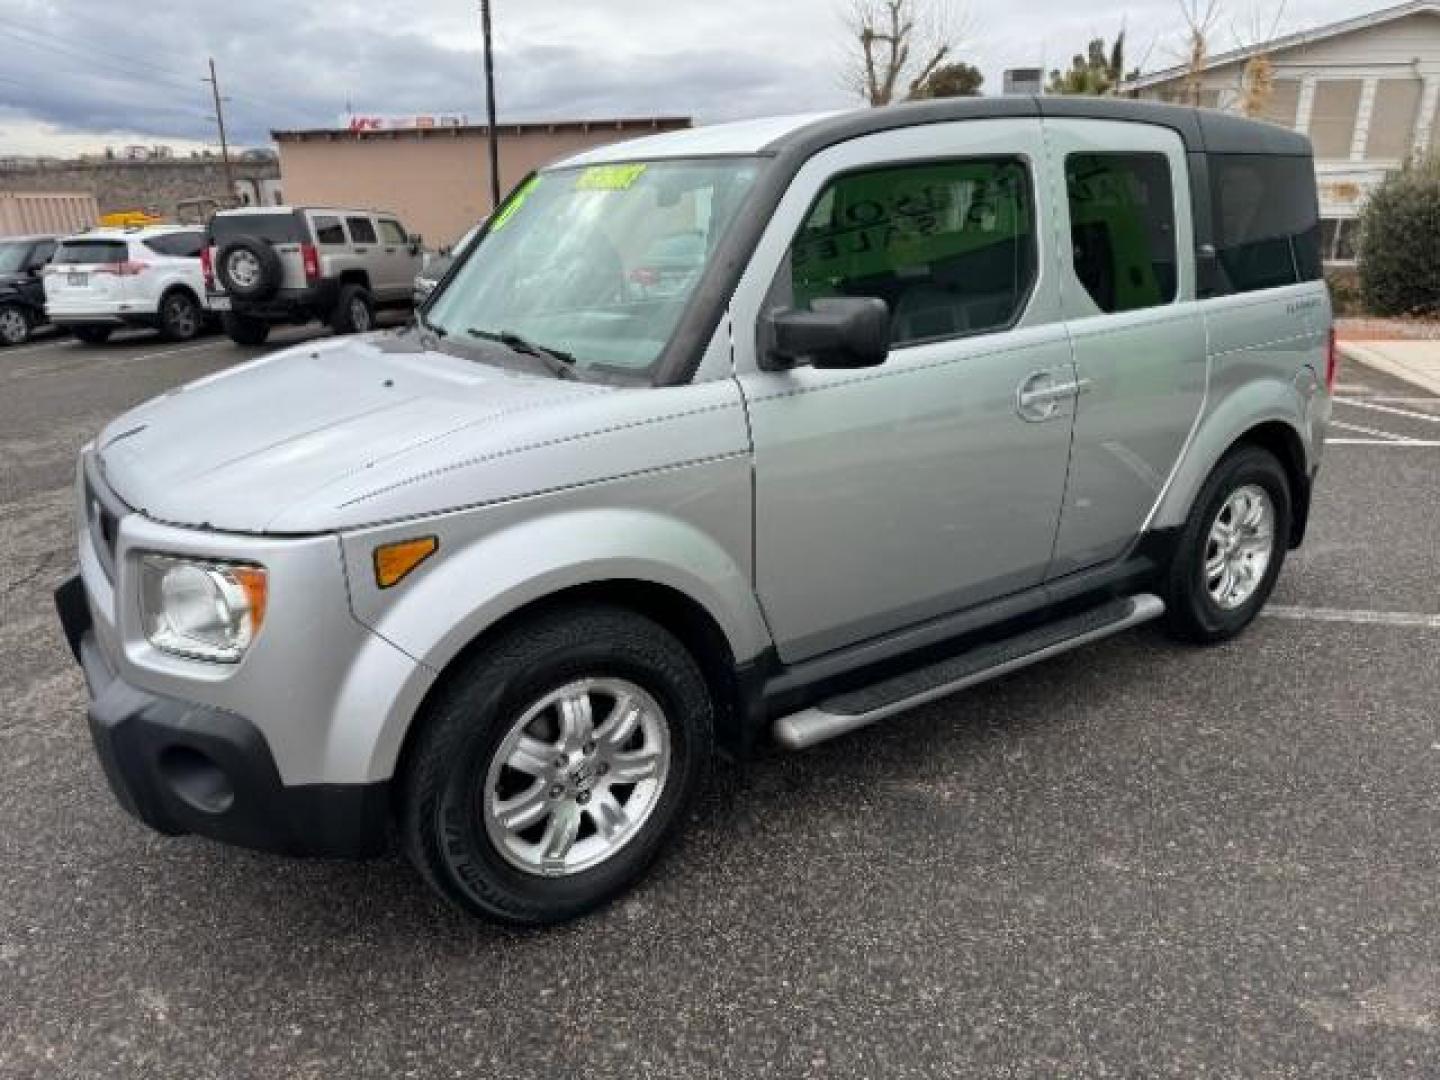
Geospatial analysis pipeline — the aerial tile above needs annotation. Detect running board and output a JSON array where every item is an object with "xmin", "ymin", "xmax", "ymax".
[{"xmin": 773, "ymin": 593, "xmax": 1165, "ymax": 750}]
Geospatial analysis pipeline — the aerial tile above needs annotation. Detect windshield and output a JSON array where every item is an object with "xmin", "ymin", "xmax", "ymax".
[
  {"xmin": 0, "ymin": 242, "xmax": 28, "ymax": 274},
  {"xmin": 425, "ymin": 157, "xmax": 762, "ymax": 381}
]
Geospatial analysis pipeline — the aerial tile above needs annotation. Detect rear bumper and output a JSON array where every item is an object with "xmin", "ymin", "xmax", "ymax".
[
  {"xmin": 216, "ymin": 282, "xmax": 338, "ymax": 321},
  {"xmin": 55, "ymin": 574, "xmax": 390, "ymax": 858},
  {"xmin": 48, "ymin": 302, "xmax": 160, "ymax": 328}
]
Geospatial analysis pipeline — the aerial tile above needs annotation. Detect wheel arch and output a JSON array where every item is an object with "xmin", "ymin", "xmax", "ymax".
[{"xmin": 338, "ymin": 268, "xmax": 372, "ymax": 291}]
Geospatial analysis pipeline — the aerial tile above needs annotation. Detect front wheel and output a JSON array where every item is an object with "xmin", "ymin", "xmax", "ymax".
[
  {"xmin": 1162, "ymin": 445, "xmax": 1291, "ymax": 644},
  {"xmin": 400, "ymin": 606, "xmax": 714, "ymax": 924}
]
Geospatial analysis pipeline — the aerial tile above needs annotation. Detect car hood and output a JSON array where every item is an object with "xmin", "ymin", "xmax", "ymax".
[{"xmin": 96, "ymin": 332, "xmax": 615, "ymax": 533}]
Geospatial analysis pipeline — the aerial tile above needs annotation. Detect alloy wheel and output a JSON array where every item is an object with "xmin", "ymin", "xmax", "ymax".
[
  {"xmin": 0, "ymin": 306, "xmax": 28, "ymax": 345},
  {"xmin": 482, "ymin": 678, "xmax": 671, "ymax": 877},
  {"xmin": 1204, "ymin": 483, "xmax": 1275, "ymax": 610}
]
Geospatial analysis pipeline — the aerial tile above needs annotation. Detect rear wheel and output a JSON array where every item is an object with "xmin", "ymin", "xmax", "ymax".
[
  {"xmin": 71, "ymin": 325, "xmax": 113, "ymax": 345},
  {"xmin": 329, "ymin": 284, "xmax": 375, "ymax": 335},
  {"xmin": 1162, "ymin": 445, "xmax": 1291, "ymax": 644},
  {"xmin": 222, "ymin": 311, "xmax": 271, "ymax": 346},
  {"xmin": 158, "ymin": 290, "xmax": 202, "ymax": 342},
  {"xmin": 0, "ymin": 304, "xmax": 30, "ymax": 346},
  {"xmin": 400, "ymin": 606, "xmax": 714, "ymax": 925}
]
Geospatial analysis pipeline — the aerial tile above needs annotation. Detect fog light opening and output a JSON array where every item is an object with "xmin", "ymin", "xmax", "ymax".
[{"xmin": 157, "ymin": 746, "xmax": 235, "ymax": 814}]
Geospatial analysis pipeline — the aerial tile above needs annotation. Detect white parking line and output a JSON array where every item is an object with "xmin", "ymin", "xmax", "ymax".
[
  {"xmin": 1264, "ymin": 605, "xmax": 1440, "ymax": 629},
  {"xmin": 1326, "ymin": 438, "xmax": 1440, "ymax": 446},
  {"xmin": 1334, "ymin": 398, "xmax": 1440, "ymax": 424},
  {"xmin": 1329, "ymin": 419, "xmax": 1409, "ymax": 441}
]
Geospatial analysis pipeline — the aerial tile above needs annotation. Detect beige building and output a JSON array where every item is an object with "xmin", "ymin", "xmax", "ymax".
[
  {"xmin": 272, "ymin": 118, "xmax": 690, "ymax": 249},
  {"xmin": 1123, "ymin": 0, "xmax": 1440, "ymax": 262}
]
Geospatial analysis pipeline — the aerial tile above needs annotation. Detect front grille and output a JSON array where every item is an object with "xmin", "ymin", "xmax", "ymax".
[{"xmin": 82, "ymin": 454, "xmax": 127, "ymax": 583}]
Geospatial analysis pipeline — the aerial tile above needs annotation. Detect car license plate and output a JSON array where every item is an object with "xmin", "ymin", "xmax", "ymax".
[
  {"xmin": 67, "ymin": 272, "xmax": 87, "ymax": 287},
  {"xmin": 208, "ymin": 295, "xmax": 231, "ymax": 311}
]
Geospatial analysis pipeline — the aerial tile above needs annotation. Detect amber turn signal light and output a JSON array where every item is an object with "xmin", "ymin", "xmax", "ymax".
[{"xmin": 373, "ymin": 536, "xmax": 439, "ymax": 589}]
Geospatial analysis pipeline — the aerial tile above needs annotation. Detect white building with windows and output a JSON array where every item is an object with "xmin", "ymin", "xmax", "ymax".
[{"xmin": 1122, "ymin": 0, "xmax": 1440, "ymax": 263}]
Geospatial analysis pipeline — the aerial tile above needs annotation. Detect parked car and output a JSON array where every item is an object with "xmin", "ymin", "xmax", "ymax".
[
  {"xmin": 56, "ymin": 99, "xmax": 1333, "ymax": 925},
  {"xmin": 205, "ymin": 206, "xmax": 422, "ymax": 345},
  {"xmin": 44, "ymin": 226, "xmax": 210, "ymax": 344},
  {"xmin": 413, "ymin": 221, "xmax": 483, "ymax": 305},
  {"xmin": 0, "ymin": 234, "xmax": 57, "ymax": 346}
]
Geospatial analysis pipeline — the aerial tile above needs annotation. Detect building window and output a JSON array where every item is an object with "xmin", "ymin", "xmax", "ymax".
[
  {"xmin": 1309, "ymin": 79, "xmax": 1363, "ymax": 160},
  {"xmin": 1262, "ymin": 80, "xmax": 1302, "ymax": 129},
  {"xmin": 1320, "ymin": 217, "xmax": 1359, "ymax": 263},
  {"xmin": 1065, "ymin": 152, "xmax": 1178, "ymax": 313},
  {"xmin": 1366, "ymin": 79, "xmax": 1424, "ymax": 160}
]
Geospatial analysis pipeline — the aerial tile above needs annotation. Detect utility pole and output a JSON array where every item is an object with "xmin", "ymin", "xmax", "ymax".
[
  {"xmin": 203, "ymin": 57, "xmax": 235, "ymax": 201},
  {"xmin": 480, "ymin": 0, "xmax": 501, "ymax": 209}
]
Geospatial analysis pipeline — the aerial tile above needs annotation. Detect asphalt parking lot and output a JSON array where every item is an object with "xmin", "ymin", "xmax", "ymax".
[{"xmin": 3, "ymin": 328, "xmax": 1440, "ymax": 1078}]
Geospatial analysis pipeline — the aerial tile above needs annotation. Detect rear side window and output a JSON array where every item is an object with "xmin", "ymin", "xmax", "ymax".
[
  {"xmin": 144, "ymin": 232, "xmax": 203, "ymax": 257},
  {"xmin": 346, "ymin": 216, "xmax": 378, "ymax": 244},
  {"xmin": 208, "ymin": 213, "xmax": 303, "ymax": 245},
  {"xmin": 1210, "ymin": 154, "xmax": 1322, "ymax": 293},
  {"xmin": 54, "ymin": 240, "xmax": 127, "ymax": 265},
  {"xmin": 1065, "ymin": 153, "xmax": 1177, "ymax": 313},
  {"xmin": 30, "ymin": 240, "xmax": 56, "ymax": 266},
  {"xmin": 377, "ymin": 219, "xmax": 407, "ymax": 244},
  {"xmin": 788, "ymin": 157, "xmax": 1036, "ymax": 347},
  {"xmin": 312, "ymin": 216, "xmax": 346, "ymax": 245}
]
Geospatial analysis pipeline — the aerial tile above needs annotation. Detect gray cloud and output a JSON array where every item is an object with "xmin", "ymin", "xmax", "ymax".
[{"xmin": 0, "ymin": 0, "xmax": 1389, "ymax": 150}]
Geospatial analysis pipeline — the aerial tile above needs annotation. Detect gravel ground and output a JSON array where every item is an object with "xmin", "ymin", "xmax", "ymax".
[{"xmin": 3, "ymin": 329, "xmax": 1439, "ymax": 1078}]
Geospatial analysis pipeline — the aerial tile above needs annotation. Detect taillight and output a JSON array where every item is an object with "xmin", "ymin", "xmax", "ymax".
[
  {"xmin": 96, "ymin": 261, "xmax": 149, "ymax": 277},
  {"xmin": 200, "ymin": 245, "xmax": 214, "ymax": 289},
  {"xmin": 301, "ymin": 243, "xmax": 320, "ymax": 283},
  {"xmin": 1325, "ymin": 326, "xmax": 1338, "ymax": 392}
]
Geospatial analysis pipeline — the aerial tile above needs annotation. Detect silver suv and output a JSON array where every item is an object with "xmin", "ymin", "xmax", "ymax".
[
  {"xmin": 57, "ymin": 99, "xmax": 1332, "ymax": 924},
  {"xmin": 205, "ymin": 206, "xmax": 423, "ymax": 345}
]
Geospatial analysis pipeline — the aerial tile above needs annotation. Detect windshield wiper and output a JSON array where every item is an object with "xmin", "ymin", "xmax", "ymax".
[{"xmin": 467, "ymin": 328, "xmax": 578, "ymax": 380}]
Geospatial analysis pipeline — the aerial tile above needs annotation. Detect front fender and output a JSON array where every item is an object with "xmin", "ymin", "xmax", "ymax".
[{"xmin": 338, "ymin": 457, "xmax": 767, "ymax": 775}]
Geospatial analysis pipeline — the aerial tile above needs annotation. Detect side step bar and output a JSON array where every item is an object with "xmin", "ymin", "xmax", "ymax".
[{"xmin": 773, "ymin": 593, "xmax": 1165, "ymax": 750}]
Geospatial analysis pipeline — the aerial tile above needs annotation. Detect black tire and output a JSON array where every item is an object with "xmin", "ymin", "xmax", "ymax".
[
  {"xmin": 71, "ymin": 325, "xmax": 113, "ymax": 345},
  {"xmin": 158, "ymin": 289, "xmax": 202, "ymax": 342},
  {"xmin": 0, "ymin": 303, "xmax": 31, "ymax": 346},
  {"xmin": 215, "ymin": 236, "xmax": 283, "ymax": 301},
  {"xmin": 1162, "ymin": 444, "xmax": 1291, "ymax": 644},
  {"xmin": 400, "ymin": 605, "xmax": 714, "ymax": 925},
  {"xmin": 329, "ymin": 284, "xmax": 375, "ymax": 335},
  {"xmin": 222, "ymin": 311, "xmax": 271, "ymax": 346}
]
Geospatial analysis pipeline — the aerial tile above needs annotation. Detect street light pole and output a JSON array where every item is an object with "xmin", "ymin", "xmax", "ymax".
[
  {"xmin": 204, "ymin": 57, "xmax": 235, "ymax": 201},
  {"xmin": 480, "ymin": 0, "xmax": 501, "ymax": 209}
]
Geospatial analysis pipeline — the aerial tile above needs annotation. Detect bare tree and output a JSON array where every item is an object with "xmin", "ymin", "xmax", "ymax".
[
  {"xmin": 845, "ymin": 0, "xmax": 969, "ymax": 106},
  {"xmin": 1178, "ymin": 0, "xmax": 1223, "ymax": 106}
]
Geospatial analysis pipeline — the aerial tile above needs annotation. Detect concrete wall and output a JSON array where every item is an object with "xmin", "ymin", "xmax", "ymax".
[
  {"xmin": 0, "ymin": 159, "xmax": 280, "ymax": 220},
  {"xmin": 274, "ymin": 121, "xmax": 689, "ymax": 248}
]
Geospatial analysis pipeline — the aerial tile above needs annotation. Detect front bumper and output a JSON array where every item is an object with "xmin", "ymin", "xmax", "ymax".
[{"xmin": 56, "ymin": 574, "xmax": 390, "ymax": 858}]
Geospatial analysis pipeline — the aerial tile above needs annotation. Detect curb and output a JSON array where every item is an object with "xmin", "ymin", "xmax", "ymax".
[{"xmin": 1338, "ymin": 342, "xmax": 1440, "ymax": 397}]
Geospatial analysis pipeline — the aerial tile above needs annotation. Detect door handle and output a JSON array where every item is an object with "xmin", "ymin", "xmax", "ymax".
[{"xmin": 1016, "ymin": 373, "xmax": 1091, "ymax": 422}]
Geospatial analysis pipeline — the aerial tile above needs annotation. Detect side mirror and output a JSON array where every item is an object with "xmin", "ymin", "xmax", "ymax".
[
  {"xmin": 761, "ymin": 297, "xmax": 890, "ymax": 372},
  {"xmin": 408, "ymin": 233, "xmax": 423, "ymax": 255}
]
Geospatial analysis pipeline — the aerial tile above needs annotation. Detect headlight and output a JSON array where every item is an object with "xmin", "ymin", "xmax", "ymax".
[{"xmin": 139, "ymin": 555, "xmax": 268, "ymax": 663}]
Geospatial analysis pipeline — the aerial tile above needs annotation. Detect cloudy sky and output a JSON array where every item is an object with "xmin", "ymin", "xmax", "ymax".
[{"xmin": 0, "ymin": 0, "xmax": 1394, "ymax": 154}]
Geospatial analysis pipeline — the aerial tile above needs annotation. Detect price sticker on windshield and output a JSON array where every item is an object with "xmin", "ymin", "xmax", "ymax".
[{"xmin": 575, "ymin": 163, "xmax": 648, "ymax": 191}]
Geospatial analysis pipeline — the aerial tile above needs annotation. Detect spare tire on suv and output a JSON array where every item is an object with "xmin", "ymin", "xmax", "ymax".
[{"xmin": 215, "ymin": 236, "xmax": 283, "ymax": 301}]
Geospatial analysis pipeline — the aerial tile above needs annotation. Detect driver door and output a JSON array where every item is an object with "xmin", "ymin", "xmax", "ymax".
[{"xmin": 731, "ymin": 120, "xmax": 1078, "ymax": 662}]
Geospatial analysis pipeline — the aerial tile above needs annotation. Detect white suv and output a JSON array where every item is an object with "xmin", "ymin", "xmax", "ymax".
[{"xmin": 45, "ymin": 226, "xmax": 211, "ymax": 345}]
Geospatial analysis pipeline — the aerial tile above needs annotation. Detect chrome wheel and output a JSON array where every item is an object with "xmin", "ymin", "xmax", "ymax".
[
  {"xmin": 0, "ymin": 306, "xmax": 28, "ymax": 345},
  {"xmin": 1205, "ymin": 483, "xmax": 1275, "ymax": 610},
  {"xmin": 226, "ymin": 250, "xmax": 261, "ymax": 289},
  {"xmin": 482, "ymin": 678, "xmax": 671, "ymax": 877},
  {"xmin": 349, "ymin": 296, "xmax": 371, "ymax": 331}
]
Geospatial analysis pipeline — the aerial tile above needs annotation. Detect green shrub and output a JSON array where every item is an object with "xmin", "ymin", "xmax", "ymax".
[
  {"xmin": 1325, "ymin": 266, "xmax": 1363, "ymax": 317},
  {"xmin": 1358, "ymin": 156, "xmax": 1440, "ymax": 318}
]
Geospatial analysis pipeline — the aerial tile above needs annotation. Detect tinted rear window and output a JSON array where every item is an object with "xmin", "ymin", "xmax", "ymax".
[
  {"xmin": 1210, "ymin": 154, "xmax": 1322, "ymax": 293},
  {"xmin": 54, "ymin": 240, "xmax": 128, "ymax": 264},
  {"xmin": 208, "ymin": 213, "xmax": 303, "ymax": 244}
]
